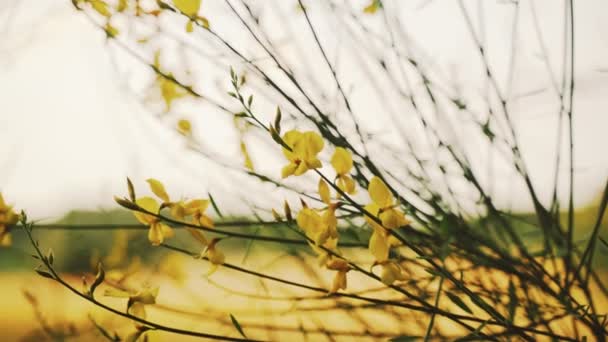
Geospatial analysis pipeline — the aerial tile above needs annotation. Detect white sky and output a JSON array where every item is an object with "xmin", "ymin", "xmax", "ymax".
[{"xmin": 0, "ymin": 0, "xmax": 607, "ymax": 220}]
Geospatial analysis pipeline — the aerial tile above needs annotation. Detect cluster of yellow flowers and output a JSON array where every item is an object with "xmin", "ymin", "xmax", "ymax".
[
  {"xmin": 129, "ymin": 179, "xmax": 224, "ymax": 271},
  {"xmin": 281, "ymin": 129, "xmax": 410, "ymax": 290},
  {"xmin": 117, "ymin": 126, "xmax": 410, "ymax": 293},
  {"xmin": 0, "ymin": 193, "xmax": 19, "ymax": 247}
]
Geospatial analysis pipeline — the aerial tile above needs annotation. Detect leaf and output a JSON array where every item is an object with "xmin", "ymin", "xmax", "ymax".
[
  {"xmin": 445, "ymin": 292, "xmax": 473, "ymax": 314},
  {"xmin": 208, "ymin": 192, "xmax": 224, "ymax": 218},
  {"xmin": 114, "ymin": 196, "xmax": 140, "ymax": 211},
  {"xmin": 104, "ymin": 23, "xmax": 119, "ymax": 38},
  {"xmin": 229, "ymin": 314, "xmax": 247, "ymax": 338},
  {"xmin": 90, "ymin": 262, "xmax": 105, "ymax": 297},
  {"xmin": 127, "ymin": 177, "xmax": 136, "ymax": 201},
  {"xmin": 35, "ymin": 268, "xmax": 54, "ymax": 280},
  {"xmin": 274, "ymin": 107, "xmax": 282, "ymax": 134},
  {"xmin": 47, "ymin": 248, "xmax": 54, "ymax": 265}
]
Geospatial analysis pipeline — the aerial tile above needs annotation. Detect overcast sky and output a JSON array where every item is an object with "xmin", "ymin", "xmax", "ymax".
[{"xmin": 0, "ymin": 0, "xmax": 607, "ymax": 220}]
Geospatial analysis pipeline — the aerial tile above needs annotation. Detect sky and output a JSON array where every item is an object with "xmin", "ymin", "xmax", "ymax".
[{"xmin": 0, "ymin": 0, "xmax": 607, "ymax": 220}]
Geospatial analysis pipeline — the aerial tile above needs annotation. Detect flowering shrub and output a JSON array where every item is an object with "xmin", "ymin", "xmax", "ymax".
[{"xmin": 5, "ymin": 0, "xmax": 608, "ymax": 341}]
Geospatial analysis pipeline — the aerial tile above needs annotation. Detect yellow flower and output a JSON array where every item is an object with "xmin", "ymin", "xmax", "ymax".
[
  {"xmin": 159, "ymin": 76, "xmax": 187, "ymax": 112},
  {"xmin": 364, "ymin": 177, "xmax": 410, "ymax": 262},
  {"xmin": 331, "ymin": 147, "xmax": 356, "ymax": 195},
  {"xmin": 380, "ymin": 261, "xmax": 406, "ymax": 286},
  {"xmin": 201, "ymin": 238, "xmax": 225, "ymax": 276},
  {"xmin": 309, "ymin": 237, "xmax": 338, "ymax": 267},
  {"xmin": 297, "ymin": 206, "xmax": 338, "ymax": 246},
  {"xmin": 0, "ymin": 193, "xmax": 19, "ymax": 247},
  {"xmin": 184, "ymin": 199, "xmax": 214, "ymax": 228},
  {"xmin": 281, "ymin": 130, "xmax": 324, "ymax": 178},
  {"xmin": 133, "ymin": 197, "xmax": 174, "ymax": 246},
  {"xmin": 327, "ymin": 259, "xmax": 350, "ymax": 293},
  {"xmin": 205, "ymin": 238, "xmax": 225, "ymax": 265},
  {"xmin": 153, "ymin": 51, "xmax": 187, "ymax": 111},
  {"xmin": 169, "ymin": 200, "xmax": 186, "ymax": 220},
  {"xmin": 105, "ymin": 286, "xmax": 158, "ymax": 327}
]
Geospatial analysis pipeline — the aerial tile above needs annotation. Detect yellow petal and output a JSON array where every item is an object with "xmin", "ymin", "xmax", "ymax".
[
  {"xmin": 186, "ymin": 20, "xmax": 194, "ymax": 33},
  {"xmin": 331, "ymin": 147, "xmax": 353, "ymax": 175},
  {"xmin": 90, "ymin": 0, "xmax": 111, "ymax": 17},
  {"xmin": 321, "ymin": 208, "xmax": 338, "ymax": 243},
  {"xmin": 198, "ymin": 214, "xmax": 214, "ymax": 228},
  {"xmin": 187, "ymin": 228, "xmax": 208, "ymax": 246},
  {"xmin": 293, "ymin": 131, "xmax": 324, "ymax": 161},
  {"xmin": 146, "ymin": 178, "xmax": 170, "ymax": 203},
  {"xmin": 170, "ymin": 202, "xmax": 186, "ymax": 220},
  {"xmin": 160, "ymin": 223, "xmax": 174, "ymax": 239},
  {"xmin": 173, "ymin": 0, "xmax": 201, "ymax": 17},
  {"xmin": 337, "ymin": 175, "xmax": 356, "ymax": 195},
  {"xmin": 128, "ymin": 302, "xmax": 146, "ymax": 321},
  {"xmin": 296, "ymin": 208, "xmax": 322, "ymax": 233},
  {"xmin": 294, "ymin": 161, "xmax": 309, "ymax": 176},
  {"xmin": 281, "ymin": 130, "xmax": 303, "ymax": 161},
  {"xmin": 204, "ymin": 263, "xmax": 219, "ymax": 277},
  {"xmin": 240, "ymin": 141, "xmax": 254, "ymax": 171},
  {"xmin": 305, "ymin": 157, "xmax": 322, "ymax": 170},
  {"xmin": 185, "ymin": 199, "xmax": 210, "ymax": 213},
  {"xmin": 381, "ymin": 262, "xmax": 405, "ymax": 285},
  {"xmin": 330, "ymin": 270, "xmax": 348, "ymax": 293},
  {"xmin": 363, "ymin": 0, "xmax": 380, "ymax": 14},
  {"xmin": 369, "ymin": 229, "xmax": 389, "ymax": 263},
  {"xmin": 379, "ymin": 209, "xmax": 405, "ymax": 229},
  {"xmin": 207, "ymin": 247, "xmax": 225, "ymax": 265},
  {"xmin": 369, "ymin": 176, "xmax": 393, "ymax": 208},
  {"xmin": 318, "ymin": 179, "xmax": 331, "ymax": 204},
  {"xmin": 131, "ymin": 286, "xmax": 158, "ymax": 305},
  {"xmin": 281, "ymin": 162, "xmax": 298, "ymax": 178},
  {"xmin": 133, "ymin": 197, "xmax": 159, "ymax": 225},
  {"xmin": 177, "ymin": 119, "xmax": 192, "ymax": 135},
  {"xmin": 363, "ymin": 203, "xmax": 381, "ymax": 229},
  {"xmin": 148, "ymin": 223, "xmax": 164, "ymax": 246}
]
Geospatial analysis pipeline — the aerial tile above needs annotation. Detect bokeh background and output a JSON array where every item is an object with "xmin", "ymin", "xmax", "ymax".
[{"xmin": 1, "ymin": 0, "xmax": 607, "ymax": 340}]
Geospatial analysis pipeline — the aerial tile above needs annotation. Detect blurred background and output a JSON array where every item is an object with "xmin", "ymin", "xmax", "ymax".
[{"xmin": 1, "ymin": 0, "xmax": 607, "ymax": 340}]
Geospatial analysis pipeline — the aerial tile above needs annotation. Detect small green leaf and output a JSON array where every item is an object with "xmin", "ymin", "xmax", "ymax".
[
  {"xmin": 229, "ymin": 314, "xmax": 247, "ymax": 338},
  {"xmin": 445, "ymin": 292, "xmax": 473, "ymax": 314},
  {"xmin": 208, "ymin": 192, "xmax": 224, "ymax": 218},
  {"xmin": 89, "ymin": 262, "xmax": 105, "ymax": 297},
  {"xmin": 113, "ymin": 196, "xmax": 140, "ymax": 211},
  {"xmin": 127, "ymin": 177, "xmax": 136, "ymax": 201},
  {"xmin": 35, "ymin": 268, "xmax": 54, "ymax": 280},
  {"xmin": 47, "ymin": 248, "xmax": 54, "ymax": 265},
  {"xmin": 274, "ymin": 107, "xmax": 282, "ymax": 134}
]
